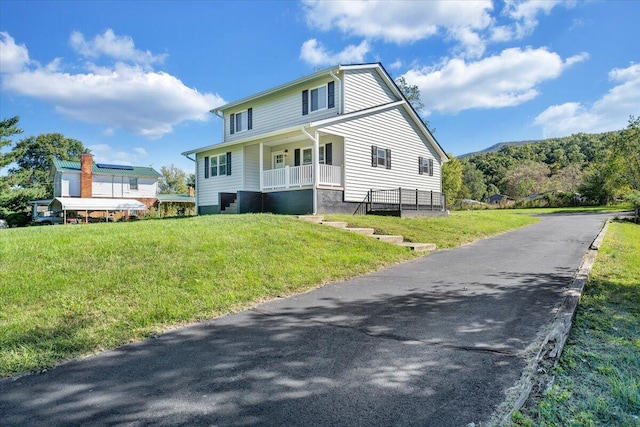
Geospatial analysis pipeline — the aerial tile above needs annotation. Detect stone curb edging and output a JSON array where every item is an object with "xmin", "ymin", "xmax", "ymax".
[{"xmin": 496, "ymin": 219, "xmax": 611, "ymax": 425}]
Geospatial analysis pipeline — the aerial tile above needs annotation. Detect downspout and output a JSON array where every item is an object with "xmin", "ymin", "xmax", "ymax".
[
  {"xmin": 329, "ymin": 68, "xmax": 342, "ymax": 115},
  {"xmin": 301, "ymin": 125, "xmax": 318, "ymax": 214}
]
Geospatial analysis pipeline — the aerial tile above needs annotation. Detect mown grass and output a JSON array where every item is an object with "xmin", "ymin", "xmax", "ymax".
[
  {"xmin": 513, "ymin": 221, "xmax": 640, "ymax": 427},
  {"xmin": 0, "ymin": 210, "xmax": 540, "ymax": 377}
]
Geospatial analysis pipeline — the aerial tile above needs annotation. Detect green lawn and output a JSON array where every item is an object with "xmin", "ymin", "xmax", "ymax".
[
  {"xmin": 514, "ymin": 221, "xmax": 640, "ymax": 426},
  {"xmin": 0, "ymin": 209, "xmax": 537, "ymax": 377}
]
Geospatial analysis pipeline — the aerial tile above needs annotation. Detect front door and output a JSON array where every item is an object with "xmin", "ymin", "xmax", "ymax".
[{"xmin": 272, "ymin": 152, "xmax": 286, "ymax": 169}]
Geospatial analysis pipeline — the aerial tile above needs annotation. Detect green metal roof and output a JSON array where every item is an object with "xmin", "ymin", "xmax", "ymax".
[
  {"xmin": 52, "ymin": 159, "xmax": 161, "ymax": 177},
  {"xmin": 156, "ymin": 194, "xmax": 196, "ymax": 203}
]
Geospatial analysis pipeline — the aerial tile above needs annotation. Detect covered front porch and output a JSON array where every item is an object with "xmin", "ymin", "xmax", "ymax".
[{"xmin": 257, "ymin": 132, "xmax": 344, "ymax": 191}]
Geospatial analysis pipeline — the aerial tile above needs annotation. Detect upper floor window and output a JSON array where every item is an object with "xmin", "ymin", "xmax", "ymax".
[
  {"xmin": 302, "ymin": 81, "xmax": 335, "ymax": 115},
  {"xmin": 129, "ymin": 178, "xmax": 138, "ymax": 190},
  {"xmin": 229, "ymin": 108, "xmax": 252, "ymax": 134}
]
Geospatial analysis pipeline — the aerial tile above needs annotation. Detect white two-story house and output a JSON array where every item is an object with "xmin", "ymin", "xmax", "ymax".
[{"xmin": 182, "ymin": 63, "xmax": 449, "ymax": 215}]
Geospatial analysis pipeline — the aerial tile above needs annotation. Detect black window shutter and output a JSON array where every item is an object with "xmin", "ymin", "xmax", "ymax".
[
  {"xmin": 302, "ymin": 90, "xmax": 309, "ymax": 115},
  {"xmin": 429, "ymin": 159, "xmax": 434, "ymax": 176},
  {"xmin": 328, "ymin": 81, "xmax": 335, "ymax": 109},
  {"xmin": 226, "ymin": 152, "xmax": 232, "ymax": 175},
  {"xmin": 294, "ymin": 149, "xmax": 301, "ymax": 166},
  {"xmin": 418, "ymin": 156, "xmax": 424, "ymax": 175},
  {"xmin": 247, "ymin": 108, "xmax": 253, "ymax": 130},
  {"xmin": 230, "ymin": 113, "xmax": 235, "ymax": 134},
  {"xmin": 371, "ymin": 145, "xmax": 378, "ymax": 167},
  {"xmin": 204, "ymin": 157, "xmax": 210, "ymax": 179},
  {"xmin": 326, "ymin": 143, "xmax": 333, "ymax": 165},
  {"xmin": 386, "ymin": 149, "xmax": 392, "ymax": 169}
]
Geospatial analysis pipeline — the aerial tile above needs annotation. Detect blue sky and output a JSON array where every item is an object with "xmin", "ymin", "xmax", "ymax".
[{"xmin": 1, "ymin": 0, "xmax": 639, "ymax": 174}]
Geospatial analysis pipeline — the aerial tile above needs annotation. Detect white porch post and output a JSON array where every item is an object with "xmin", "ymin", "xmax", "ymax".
[
  {"xmin": 259, "ymin": 142, "xmax": 264, "ymax": 191},
  {"xmin": 313, "ymin": 131, "xmax": 319, "ymax": 214}
]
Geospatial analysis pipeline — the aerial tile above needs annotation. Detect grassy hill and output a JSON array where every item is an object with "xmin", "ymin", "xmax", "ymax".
[{"xmin": 0, "ymin": 212, "xmax": 539, "ymax": 377}]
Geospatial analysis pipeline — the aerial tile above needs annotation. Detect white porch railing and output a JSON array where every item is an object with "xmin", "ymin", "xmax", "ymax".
[{"xmin": 262, "ymin": 164, "xmax": 342, "ymax": 190}]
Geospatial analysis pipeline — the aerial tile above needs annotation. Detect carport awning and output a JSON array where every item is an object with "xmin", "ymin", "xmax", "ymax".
[{"xmin": 50, "ymin": 198, "xmax": 147, "ymax": 211}]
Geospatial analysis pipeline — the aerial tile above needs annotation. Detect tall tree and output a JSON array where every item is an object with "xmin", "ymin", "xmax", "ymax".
[
  {"xmin": 442, "ymin": 156, "xmax": 462, "ymax": 202},
  {"xmin": 611, "ymin": 116, "xmax": 640, "ymax": 191},
  {"xmin": 8, "ymin": 133, "xmax": 88, "ymax": 196},
  {"xmin": 395, "ymin": 76, "xmax": 434, "ymax": 134},
  {"xmin": 462, "ymin": 162, "xmax": 488, "ymax": 201},
  {"xmin": 0, "ymin": 116, "xmax": 22, "ymax": 170},
  {"xmin": 159, "ymin": 164, "xmax": 189, "ymax": 194}
]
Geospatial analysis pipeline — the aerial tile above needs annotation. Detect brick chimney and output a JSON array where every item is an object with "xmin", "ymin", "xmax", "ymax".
[
  {"xmin": 80, "ymin": 153, "xmax": 93, "ymax": 198},
  {"xmin": 188, "ymin": 186, "xmax": 195, "ymax": 197}
]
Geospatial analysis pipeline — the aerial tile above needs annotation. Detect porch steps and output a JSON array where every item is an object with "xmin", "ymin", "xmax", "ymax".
[
  {"xmin": 297, "ymin": 216, "xmax": 436, "ymax": 252},
  {"xmin": 397, "ymin": 242, "xmax": 437, "ymax": 252},
  {"xmin": 345, "ymin": 227, "xmax": 375, "ymax": 235},
  {"xmin": 222, "ymin": 202, "xmax": 238, "ymax": 214},
  {"xmin": 371, "ymin": 234, "xmax": 404, "ymax": 244},
  {"xmin": 321, "ymin": 221, "xmax": 348, "ymax": 228}
]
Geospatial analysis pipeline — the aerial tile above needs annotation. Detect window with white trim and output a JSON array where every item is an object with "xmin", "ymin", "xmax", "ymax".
[
  {"xmin": 310, "ymin": 85, "xmax": 327, "ymax": 112},
  {"xmin": 129, "ymin": 178, "xmax": 138, "ymax": 190},
  {"xmin": 418, "ymin": 156, "xmax": 434, "ymax": 176},
  {"xmin": 229, "ymin": 108, "xmax": 252, "ymax": 134},
  {"xmin": 207, "ymin": 153, "xmax": 231, "ymax": 177},
  {"xmin": 371, "ymin": 145, "xmax": 391, "ymax": 169}
]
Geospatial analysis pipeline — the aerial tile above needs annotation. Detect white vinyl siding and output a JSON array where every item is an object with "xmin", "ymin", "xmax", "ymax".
[
  {"xmin": 91, "ymin": 175, "xmax": 158, "ymax": 198},
  {"xmin": 224, "ymin": 77, "xmax": 339, "ymax": 142},
  {"xmin": 197, "ymin": 147, "xmax": 243, "ymax": 207},
  {"xmin": 243, "ymin": 144, "xmax": 260, "ymax": 191},
  {"xmin": 322, "ymin": 107, "xmax": 441, "ymax": 202},
  {"xmin": 343, "ymin": 69, "xmax": 397, "ymax": 114},
  {"xmin": 55, "ymin": 172, "xmax": 156, "ymax": 198}
]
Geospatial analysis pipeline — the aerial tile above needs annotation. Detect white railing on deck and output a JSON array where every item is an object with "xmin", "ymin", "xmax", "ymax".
[
  {"xmin": 262, "ymin": 164, "xmax": 342, "ymax": 190},
  {"xmin": 318, "ymin": 164, "xmax": 342, "ymax": 186}
]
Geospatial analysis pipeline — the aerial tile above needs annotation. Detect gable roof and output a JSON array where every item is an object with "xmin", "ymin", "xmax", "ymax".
[
  {"xmin": 52, "ymin": 159, "xmax": 161, "ymax": 178},
  {"xmin": 188, "ymin": 63, "xmax": 447, "ymax": 162}
]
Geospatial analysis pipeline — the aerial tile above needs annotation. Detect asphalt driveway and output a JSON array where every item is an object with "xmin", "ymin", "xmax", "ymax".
[{"xmin": 0, "ymin": 213, "xmax": 611, "ymax": 426}]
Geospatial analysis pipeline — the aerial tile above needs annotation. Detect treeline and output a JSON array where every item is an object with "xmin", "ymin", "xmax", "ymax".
[{"xmin": 443, "ymin": 117, "xmax": 640, "ymax": 208}]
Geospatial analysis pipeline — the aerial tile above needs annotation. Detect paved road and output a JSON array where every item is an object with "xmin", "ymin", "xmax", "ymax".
[{"xmin": 0, "ymin": 213, "xmax": 611, "ymax": 426}]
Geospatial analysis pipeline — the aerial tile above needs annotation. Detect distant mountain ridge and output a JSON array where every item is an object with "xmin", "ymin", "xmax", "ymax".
[{"xmin": 459, "ymin": 139, "xmax": 547, "ymax": 158}]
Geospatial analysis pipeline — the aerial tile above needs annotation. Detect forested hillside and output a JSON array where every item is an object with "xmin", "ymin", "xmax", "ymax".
[{"xmin": 444, "ymin": 117, "xmax": 639, "ymax": 207}]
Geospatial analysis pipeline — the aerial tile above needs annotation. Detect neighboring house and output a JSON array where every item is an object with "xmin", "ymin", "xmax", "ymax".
[
  {"xmin": 488, "ymin": 194, "xmax": 514, "ymax": 205},
  {"xmin": 52, "ymin": 153, "xmax": 161, "ymax": 208},
  {"xmin": 182, "ymin": 62, "xmax": 449, "ymax": 215}
]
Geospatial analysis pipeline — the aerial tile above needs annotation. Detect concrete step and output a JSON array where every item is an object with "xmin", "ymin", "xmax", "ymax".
[
  {"xmin": 298, "ymin": 215, "xmax": 324, "ymax": 223},
  {"xmin": 397, "ymin": 242, "xmax": 437, "ymax": 252},
  {"xmin": 345, "ymin": 227, "xmax": 375, "ymax": 235},
  {"xmin": 321, "ymin": 221, "xmax": 348, "ymax": 228},
  {"xmin": 222, "ymin": 202, "xmax": 238, "ymax": 214},
  {"xmin": 371, "ymin": 234, "xmax": 404, "ymax": 244}
]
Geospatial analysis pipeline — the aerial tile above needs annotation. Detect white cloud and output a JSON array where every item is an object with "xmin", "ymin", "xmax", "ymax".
[
  {"xmin": 403, "ymin": 47, "xmax": 587, "ymax": 115},
  {"xmin": 300, "ymin": 39, "xmax": 370, "ymax": 66},
  {"xmin": 534, "ymin": 63, "xmax": 640, "ymax": 137},
  {"xmin": 0, "ymin": 32, "xmax": 30, "ymax": 73},
  {"xmin": 88, "ymin": 143, "xmax": 148, "ymax": 165},
  {"xmin": 70, "ymin": 29, "xmax": 167, "ymax": 67},
  {"xmin": 302, "ymin": 0, "xmax": 493, "ymax": 58},
  {"xmin": 1, "ymin": 31, "xmax": 224, "ymax": 139}
]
